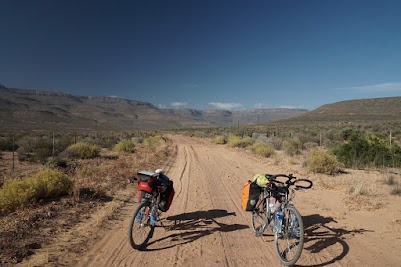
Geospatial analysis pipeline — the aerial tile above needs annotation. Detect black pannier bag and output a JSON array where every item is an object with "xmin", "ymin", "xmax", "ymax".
[{"xmin": 158, "ymin": 180, "xmax": 175, "ymax": 212}]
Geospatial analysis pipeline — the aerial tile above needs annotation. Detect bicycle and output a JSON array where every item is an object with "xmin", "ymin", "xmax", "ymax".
[
  {"xmin": 251, "ymin": 173, "xmax": 313, "ymax": 266},
  {"xmin": 128, "ymin": 170, "xmax": 174, "ymax": 250}
]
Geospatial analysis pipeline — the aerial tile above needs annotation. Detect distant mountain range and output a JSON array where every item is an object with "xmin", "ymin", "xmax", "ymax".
[
  {"xmin": 0, "ymin": 85, "xmax": 307, "ymax": 130},
  {"xmin": 1, "ymin": 85, "xmax": 400, "ymax": 131},
  {"xmin": 286, "ymin": 96, "xmax": 401, "ymax": 123}
]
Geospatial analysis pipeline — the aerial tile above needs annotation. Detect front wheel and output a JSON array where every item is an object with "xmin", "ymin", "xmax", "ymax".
[
  {"xmin": 274, "ymin": 205, "xmax": 304, "ymax": 266},
  {"xmin": 128, "ymin": 202, "xmax": 155, "ymax": 250}
]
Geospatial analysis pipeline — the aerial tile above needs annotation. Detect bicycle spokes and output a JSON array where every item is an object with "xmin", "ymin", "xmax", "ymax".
[
  {"xmin": 274, "ymin": 206, "xmax": 304, "ymax": 266},
  {"xmin": 251, "ymin": 208, "xmax": 267, "ymax": 235}
]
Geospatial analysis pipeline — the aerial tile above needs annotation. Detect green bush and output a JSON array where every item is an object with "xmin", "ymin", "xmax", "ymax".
[
  {"xmin": 44, "ymin": 157, "xmax": 68, "ymax": 169},
  {"xmin": 282, "ymin": 137, "xmax": 303, "ymax": 156},
  {"xmin": 340, "ymin": 128, "xmax": 362, "ymax": 141},
  {"xmin": 143, "ymin": 135, "xmax": 165, "ymax": 147},
  {"xmin": 0, "ymin": 136, "xmax": 15, "ymax": 151},
  {"xmin": 0, "ymin": 169, "xmax": 72, "ymax": 211},
  {"xmin": 213, "ymin": 136, "xmax": 226, "ymax": 144},
  {"xmin": 113, "ymin": 139, "xmax": 136, "ymax": 153},
  {"xmin": 227, "ymin": 135, "xmax": 253, "ymax": 148},
  {"xmin": 332, "ymin": 135, "xmax": 401, "ymax": 168},
  {"xmin": 251, "ymin": 141, "xmax": 275, "ymax": 157},
  {"xmin": 306, "ymin": 149, "xmax": 340, "ymax": 175},
  {"xmin": 16, "ymin": 136, "xmax": 53, "ymax": 163},
  {"xmin": 67, "ymin": 142, "xmax": 100, "ymax": 159}
]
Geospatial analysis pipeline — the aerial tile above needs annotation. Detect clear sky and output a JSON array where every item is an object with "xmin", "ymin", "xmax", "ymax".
[{"xmin": 1, "ymin": 0, "xmax": 400, "ymax": 111}]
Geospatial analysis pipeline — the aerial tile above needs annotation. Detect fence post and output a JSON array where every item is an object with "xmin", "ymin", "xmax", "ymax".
[
  {"xmin": 320, "ymin": 132, "xmax": 322, "ymax": 147},
  {"xmin": 52, "ymin": 132, "xmax": 55, "ymax": 157},
  {"xmin": 12, "ymin": 132, "xmax": 15, "ymax": 172}
]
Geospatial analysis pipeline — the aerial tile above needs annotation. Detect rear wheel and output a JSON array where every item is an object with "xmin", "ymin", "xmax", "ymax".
[
  {"xmin": 128, "ymin": 202, "xmax": 155, "ymax": 250},
  {"xmin": 251, "ymin": 199, "xmax": 267, "ymax": 235},
  {"xmin": 274, "ymin": 205, "xmax": 304, "ymax": 266}
]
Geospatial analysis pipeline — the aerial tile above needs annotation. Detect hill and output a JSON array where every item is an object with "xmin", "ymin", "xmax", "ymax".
[
  {"xmin": 283, "ymin": 96, "xmax": 401, "ymax": 124},
  {"xmin": 0, "ymin": 86, "xmax": 307, "ymax": 131}
]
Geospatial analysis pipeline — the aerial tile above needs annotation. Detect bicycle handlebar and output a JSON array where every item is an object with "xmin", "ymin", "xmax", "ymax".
[{"xmin": 265, "ymin": 173, "xmax": 313, "ymax": 189}]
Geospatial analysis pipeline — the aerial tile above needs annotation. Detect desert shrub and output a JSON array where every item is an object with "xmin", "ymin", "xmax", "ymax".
[
  {"xmin": 384, "ymin": 176, "xmax": 398, "ymax": 186},
  {"xmin": 267, "ymin": 136, "xmax": 282, "ymax": 150},
  {"xmin": 333, "ymin": 135, "xmax": 401, "ymax": 168},
  {"xmin": 251, "ymin": 141, "xmax": 275, "ymax": 158},
  {"xmin": 113, "ymin": 139, "xmax": 136, "ymax": 153},
  {"xmin": 340, "ymin": 128, "xmax": 362, "ymax": 141},
  {"xmin": 0, "ymin": 169, "xmax": 72, "ymax": 211},
  {"xmin": 227, "ymin": 135, "xmax": 241, "ymax": 147},
  {"xmin": 347, "ymin": 181, "xmax": 374, "ymax": 196},
  {"xmin": 143, "ymin": 135, "xmax": 165, "ymax": 148},
  {"xmin": 44, "ymin": 157, "xmax": 68, "ymax": 169},
  {"xmin": 0, "ymin": 136, "xmax": 15, "ymax": 151},
  {"xmin": 390, "ymin": 185, "xmax": 401, "ymax": 196},
  {"xmin": 131, "ymin": 137, "xmax": 144, "ymax": 144},
  {"xmin": 227, "ymin": 135, "xmax": 253, "ymax": 148},
  {"xmin": 58, "ymin": 148, "xmax": 79, "ymax": 159},
  {"xmin": 282, "ymin": 137, "xmax": 303, "ymax": 156},
  {"xmin": 67, "ymin": 142, "xmax": 100, "ymax": 159},
  {"xmin": 16, "ymin": 136, "xmax": 53, "ymax": 163},
  {"xmin": 192, "ymin": 131, "xmax": 208, "ymax": 138},
  {"xmin": 306, "ymin": 149, "xmax": 340, "ymax": 175},
  {"xmin": 304, "ymin": 142, "xmax": 319, "ymax": 150},
  {"xmin": 213, "ymin": 136, "xmax": 226, "ymax": 145}
]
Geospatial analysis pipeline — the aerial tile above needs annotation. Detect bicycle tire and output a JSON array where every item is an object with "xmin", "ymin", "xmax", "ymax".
[
  {"xmin": 128, "ymin": 202, "xmax": 155, "ymax": 250},
  {"xmin": 274, "ymin": 205, "xmax": 304, "ymax": 266},
  {"xmin": 251, "ymin": 198, "xmax": 268, "ymax": 235}
]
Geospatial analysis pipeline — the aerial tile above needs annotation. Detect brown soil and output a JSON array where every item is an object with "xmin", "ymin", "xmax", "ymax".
[{"xmin": 13, "ymin": 136, "xmax": 401, "ymax": 266}]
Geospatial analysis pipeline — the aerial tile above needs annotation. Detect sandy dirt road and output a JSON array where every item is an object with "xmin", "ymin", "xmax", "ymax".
[{"xmin": 26, "ymin": 135, "xmax": 401, "ymax": 267}]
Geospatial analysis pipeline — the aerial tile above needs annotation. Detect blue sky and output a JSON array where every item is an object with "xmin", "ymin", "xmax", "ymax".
[{"xmin": 1, "ymin": 0, "xmax": 400, "ymax": 111}]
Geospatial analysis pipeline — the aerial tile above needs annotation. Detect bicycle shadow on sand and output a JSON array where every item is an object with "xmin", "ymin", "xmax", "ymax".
[
  {"xmin": 142, "ymin": 209, "xmax": 249, "ymax": 251},
  {"xmin": 295, "ymin": 214, "xmax": 372, "ymax": 267}
]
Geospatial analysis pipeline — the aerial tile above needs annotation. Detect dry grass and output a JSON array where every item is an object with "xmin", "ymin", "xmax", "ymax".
[
  {"xmin": 390, "ymin": 185, "xmax": 401, "ymax": 196},
  {"xmin": 347, "ymin": 181, "xmax": 376, "ymax": 196},
  {"xmin": 384, "ymin": 175, "xmax": 398, "ymax": 186}
]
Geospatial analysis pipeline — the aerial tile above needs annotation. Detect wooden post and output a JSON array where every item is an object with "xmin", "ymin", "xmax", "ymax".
[
  {"xmin": 52, "ymin": 132, "xmax": 55, "ymax": 157},
  {"xmin": 12, "ymin": 133, "xmax": 15, "ymax": 172},
  {"xmin": 390, "ymin": 131, "xmax": 392, "ymax": 149},
  {"xmin": 320, "ymin": 132, "xmax": 322, "ymax": 147},
  {"xmin": 74, "ymin": 132, "xmax": 77, "ymax": 144}
]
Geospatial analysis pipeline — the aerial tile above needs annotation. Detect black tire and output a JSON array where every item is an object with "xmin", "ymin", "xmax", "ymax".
[
  {"xmin": 128, "ymin": 202, "xmax": 155, "ymax": 250},
  {"xmin": 274, "ymin": 205, "xmax": 304, "ymax": 266},
  {"xmin": 251, "ymin": 198, "xmax": 268, "ymax": 235}
]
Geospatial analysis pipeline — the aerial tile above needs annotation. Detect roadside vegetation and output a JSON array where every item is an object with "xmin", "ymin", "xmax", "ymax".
[
  {"xmin": 113, "ymin": 139, "xmax": 136, "ymax": 153},
  {"xmin": 168, "ymin": 120, "xmax": 401, "ymax": 176},
  {"xmin": 0, "ymin": 130, "xmax": 173, "ymax": 265},
  {"xmin": 0, "ymin": 169, "xmax": 72, "ymax": 211}
]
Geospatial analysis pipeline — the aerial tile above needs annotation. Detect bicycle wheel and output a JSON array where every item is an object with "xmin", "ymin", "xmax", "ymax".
[
  {"xmin": 251, "ymin": 199, "xmax": 267, "ymax": 235},
  {"xmin": 274, "ymin": 205, "xmax": 304, "ymax": 266},
  {"xmin": 128, "ymin": 202, "xmax": 155, "ymax": 250}
]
